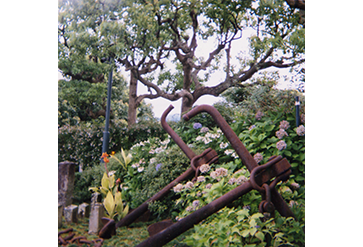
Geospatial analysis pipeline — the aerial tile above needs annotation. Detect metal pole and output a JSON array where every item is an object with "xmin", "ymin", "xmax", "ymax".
[
  {"xmin": 101, "ymin": 58, "xmax": 113, "ymax": 154},
  {"xmin": 295, "ymin": 96, "xmax": 300, "ymax": 127}
]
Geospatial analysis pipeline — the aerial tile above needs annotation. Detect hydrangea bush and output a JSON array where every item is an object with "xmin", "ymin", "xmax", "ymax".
[{"xmin": 115, "ymin": 103, "xmax": 305, "ymax": 245}]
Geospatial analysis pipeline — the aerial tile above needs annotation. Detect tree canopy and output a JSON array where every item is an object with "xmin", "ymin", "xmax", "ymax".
[{"xmin": 58, "ymin": 0, "xmax": 305, "ymax": 125}]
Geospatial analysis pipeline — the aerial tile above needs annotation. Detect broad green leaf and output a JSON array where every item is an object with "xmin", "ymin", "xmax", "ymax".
[
  {"xmin": 115, "ymin": 191, "xmax": 123, "ymax": 214},
  {"xmin": 108, "ymin": 175, "xmax": 115, "ymax": 189},
  {"xmin": 256, "ymin": 231, "xmax": 264, "ymax": 241},
  {"xmin": 101, "ymin": 173, "xmax": 109, "ymax": 190},
  {"xmin": 249, "ymin": 227, "xmax": 257, "ymax": 236},
  {"xmin": 104, "ymin": 191, "xmax": 115, "ymax": 218},
  {"xmin": 241, "ymin": 229, "xmax": 250, "ymax": 238}
]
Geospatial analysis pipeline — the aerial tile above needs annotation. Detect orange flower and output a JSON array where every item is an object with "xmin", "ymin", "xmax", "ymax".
[
  {"xmin": 101, "ymin": 152, "xmax": 109, "ymax": 159},
  {"xmin": 103, "ymin": 157, "xmax": 110, "ymax": 163},
  {"xmin": 111, "ymin": 151, "xmax": 115, "ymax": 155},
  {"xmin": 116, "ymin": 178, "xmax": 121, "ymax": 184}
]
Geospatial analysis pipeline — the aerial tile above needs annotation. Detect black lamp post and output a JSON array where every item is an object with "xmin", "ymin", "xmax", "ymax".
[{"xmin": 101, "ymin": 58, "xmax": 113, "ymax": 155}]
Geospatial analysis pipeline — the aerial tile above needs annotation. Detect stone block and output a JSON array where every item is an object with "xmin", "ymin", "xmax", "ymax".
[
  {"xmin": 88, "ymin": 203, "xmax": 104, "ymax": 235},
  {"xmin": 58, "ymin": 161, "xmax": 76, "ymax": 208},
  {"xmin": 78, "ymin": 202, "xmax": 90, "ymax": 218},
  {"xmin": 64, "ymin": 204, "xmax": 78, "ymax": 224}
]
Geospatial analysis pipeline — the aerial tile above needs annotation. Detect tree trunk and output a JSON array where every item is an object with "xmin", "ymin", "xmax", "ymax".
[
  {"xmin": 181, "ymin": 96, "xmax": 194, "ymax": 115},
  {"xmin": 180, "ymin": 62, "xmax": 194, "ymax": 115},
  {"xmin": 128, "ymin": 71, "xmax": 138, "ymax": 128}
]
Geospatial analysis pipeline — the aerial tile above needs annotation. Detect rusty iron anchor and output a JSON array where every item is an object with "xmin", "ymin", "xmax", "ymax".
[{"xmin": 99, "ymin": 105, "xmax": 219, "ymax": 238}]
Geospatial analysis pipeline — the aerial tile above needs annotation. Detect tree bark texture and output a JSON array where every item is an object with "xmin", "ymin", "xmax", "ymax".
[{"xmin": 128, "ymin": 71, "xmax": 138, "ymax": 127}]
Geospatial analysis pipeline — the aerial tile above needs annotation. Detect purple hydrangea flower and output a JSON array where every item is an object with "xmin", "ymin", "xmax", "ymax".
[
  {"xmin": 279, "ymin": 120, "xmax": 290, "ymax": 130},
  {"xmin": 193, "ymin": 122, "xmax": 202, "ymax": 129},
  {"xmin": 276, "ymin": 140, "xmax": 287, "ymax": 151},
  {"xmin": 253, "ymin": 153, "xmax": 263, "ymax": 163},
  {"xmin": 156, "ymin": 163, "xmax": 162, "ymax": 171},
  {"xmin": 296, "ymin": 125, "xmax": 305, "ymax": 136},
  {"xmin": 255, "ymin": 111, "xmax": 264, "ymax": 120},
  {"xmin": 275, "ymin": 129, "xmax": 288, "ymax": 139}
]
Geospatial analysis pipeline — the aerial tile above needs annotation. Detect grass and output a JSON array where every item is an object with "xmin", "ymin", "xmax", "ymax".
[{"xmin": 58, "ymin": 217, "xmax": 190, "ymax": 247}]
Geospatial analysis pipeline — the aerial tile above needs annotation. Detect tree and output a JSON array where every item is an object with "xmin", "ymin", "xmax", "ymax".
[
  {"xmin": 121, "ymin": 0, "xmax": 304, "ymax": 115},
  {"xmin": 58, "ymin": 0, "xmax": 305, "ymax": 125}
]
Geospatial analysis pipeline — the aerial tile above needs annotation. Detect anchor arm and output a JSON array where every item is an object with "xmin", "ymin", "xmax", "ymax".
[{"xmin": 183, "ymin": 104, "xmax": 259, "ymax": 172}]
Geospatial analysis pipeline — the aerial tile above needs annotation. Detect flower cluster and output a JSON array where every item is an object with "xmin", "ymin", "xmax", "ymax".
[
  {"xmin": 155, "ymin": 163, "xmax": 162, "ymax": 171},
  {"xmin": 173, "ymin": 183, "xmax": 184, "ymax": 193},
  {"xmin": 195, "ymin": 129, "xmax": 222, "ymax": 145},
  {"xmin": 253, "ymin": 153, "xmax": 263, "ymax": 164},
  {"xmin": 131, "ymin": 158, "xmax": 145, "ymax": 172},
  {"xmin": 199, "ymin": 164, "xmax": 211, "ymax": 173},
  {"xmin": 210, "ymin": 167, "xmax": 228, "ymax": 181},
  {"xmin": 255, "ymin": 111, "xmax": 264, "ymax": 120},
  {"xmin": 200, "ymin": 127, "xmax": 209, "ymax": 133},
  {"xmin": 185, "ymin": 181, "xmax": 194, "ymax": 190},
  {"xmin": 193, "ymin": 122, "xmax": 202, "ymax": 130},
  {"xmin": 248, "ymin": 125, "xmax": 256, "ymax": 131},
  {"xmin": 219, "ymin": 142, "xmax": 229, "ymax": 149},
  {"xmin": 224, "ymin": 149, "xmax": 238, "ymax": 159},
  {"xmin": 279, "ymin": 120, "xmax": 290, "ymax": 130},
  {"xmin": 276, "ymin": 129, "xmax": 289, "ymax": 139},
  {"xmin": 276, "ymin": 140, "xmax": 287, "ymax": 151},
  {"xmin": 296, "ymin": 125, "xmax": 305, "ymax": 136}
]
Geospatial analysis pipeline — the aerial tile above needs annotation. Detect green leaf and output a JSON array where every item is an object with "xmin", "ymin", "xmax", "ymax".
[
  {"xmin": 114, "ymin": 191, "xmax": 123, "ymax": 214},
  {"xmin": 241, "ymin": 229, "xmax": 250, "ymax": 238},
  {"xmin": 264, "ymin": 124, "xmax": 275, "ymax": 132},
  {"xmin": 249, "ymin": 227, "xmax": 257, "ymax": 236},
  {"xmin": 108, "ymin": 175, "xmax": 115, "ymax": 190},
  {"xmin": 101, "ymin": 173, "xmax": 109, "ymax": 191},
  {"xmin": 256, "ymin": 231, "xmax": 264, "ymax": 241},
  {"xmin": 104, "ymin": 191, "xmax": 115, "ymax": 218}
]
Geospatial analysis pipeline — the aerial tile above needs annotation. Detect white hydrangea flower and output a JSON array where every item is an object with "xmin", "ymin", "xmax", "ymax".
[
  {"xmin": 197, "ymin": 176, "xmax": 205, "ymax": 182},
  {"xmin": 199, "ymin": 164, "xmax": 211, "ymax": 173},
  {"xmin": 296, "ymin": 125, "xmax": 305, "ymax": 136},
  {"xmin": 173, "ymin": 183, "xmax": 184, "ymax": 193},
  {"xmin": 219, "ymin": 142, "xmax": 229, "ymax": 149},
  {"xmin": 205, "ymin": 183, "xmax": 213, "ymax": 189},
  {"xmin": 228, "ymin": 177, "xmax": 237, "ymax": 185},
  {"xmin": 185, "ymin": 181, "xmax": 194, "ymax": 190},
  {"xmin": 236, "ymin": 176, "xmax": 248, "ymax": 185}
]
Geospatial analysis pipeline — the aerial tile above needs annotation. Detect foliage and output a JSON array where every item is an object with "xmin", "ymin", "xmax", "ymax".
[
  {"xmin": 105, "ymin": 90, "xmax": 305, "ymax": 245},
  {"xmin": 88, "ymin": 152, "xmax": 131, "ymax": 221},
  {"xmin": 183, "ymin": 207, "xmax": 304, "ymax": 247},
  {"xmin": 58, "ymin": 0, "xmax": 305, "ymax": 118},
  {"xmin": 124, "ymin": 140, "xmax": 193, "ymax": 218}
]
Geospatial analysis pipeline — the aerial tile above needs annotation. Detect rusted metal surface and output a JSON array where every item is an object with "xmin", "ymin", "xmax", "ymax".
[
  {"xmin": 136, "ymin": 156, "xmax": 291, "ymax": 247},
  {"xmin": 58, "ymin": 228, "xmax": 103, "ymax": 246}
]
